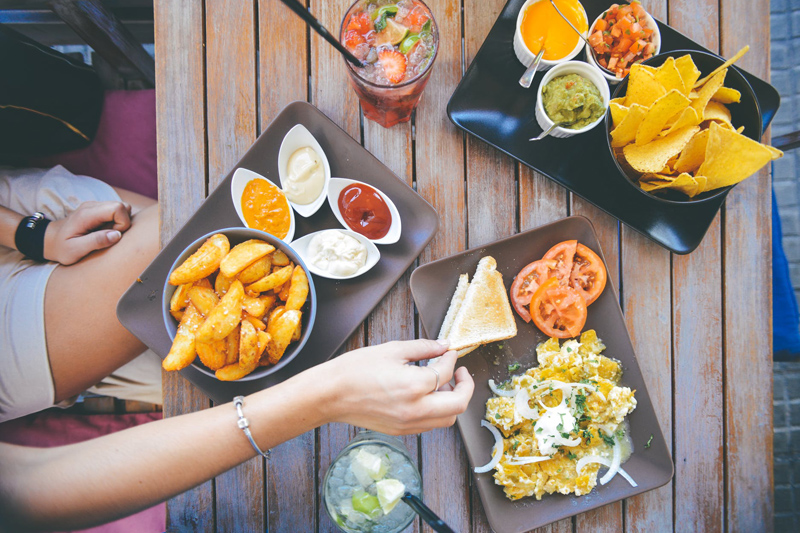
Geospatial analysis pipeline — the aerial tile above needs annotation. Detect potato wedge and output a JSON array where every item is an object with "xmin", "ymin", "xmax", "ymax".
[
  {"xmin": 188, "ymin": 286, "xmax": 219, "ymax": 316},
  {"xmin": 220, "ymin": 239, "xmax": 275, "ymax": 278},
  {"xmin": 238, "ymin": 319, "xmax": 260, "ymax": 369},
  {"xmin": 196, "ymin": 339, "xmax": 227, "ymax": 370},
  {"xmin": 260, "ymin": 294, "xmax": 277, "ymax": 314},
  {"xmin": 257, "ymin": 331, "xmax": 272, "ymax": 366},
  {"xmin": 291, "ymin": 321, "xmax": 301, "ymax": 342},
  {"xmin": 285, "ymin": 266, "xmax": 309, "ymax": 311},
  {"xmin": 278, "ymin": 281, "xmax": 291, "ymax": 302},
  {"xmin": 247, "ymin": 265, "xmax": 293, "ymax": 293},
  {"xmin": 169, "ymin": 233, "xmax": 230, "ymax": 285},
  {"xmin": 196, "ymin": 280, "xmax": 244, "ymax": 343},
  {"xmin": 169, "ymin": 283, "xmax": 192, "ymax": 313},
  {"xmin": 170, "ymin": 309, "xmax": 184, "ymax": 322},
  {"xmin": 244, "ymin": 313, "xmax": 266, "ymax": 331},
  {"xmin": 267, "ymin": 310, "xmax": 301, "ymax": 365},
  {"xmin": 238, "ymin": 255, "xmax": 272, "ymax": 284},
  {"xmin": 215, "ymin": 359, "xmax": 258, "ymax": 381},
  {"xmin": 268, "ymin": 306, "xmax": 285, "ymax": 324},
  {"xmin": 195, "ymin": 277, "xmax": 213, "ymax": 290},
  {"xmin": 162, "ymin": 304, "xmax": 204, "ymax": 371},
  {"xmin": 215, "ymin": 272, "xmax": 234, "ymax": 297},
  {"xmin": 271, "ymin": 249, "xmax": 290, "ymax": 266},
  {"xmin": 225, "ymin": 324, "xmax": 240, "ymax": 365},
  {"xmin": 242, "ymin": 294, "xmax": 267, "ymax": 318}
]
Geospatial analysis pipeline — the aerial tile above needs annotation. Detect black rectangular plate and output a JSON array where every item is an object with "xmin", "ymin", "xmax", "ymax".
[
  {"xmin": 447, "ymin": 0, "xmax": 780, "ymax": 254},
  {"xmin": 410, "ymin": 216, "xmax": 673, "ymax": 533},
  {"xmin": 117, "ymin": 102, "xmax": 439, "ymax": 404}
]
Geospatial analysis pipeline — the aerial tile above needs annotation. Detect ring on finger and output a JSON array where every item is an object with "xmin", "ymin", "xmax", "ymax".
[{"xmin": 427, "ymin": 365, "xmax": 440, "ymax": 393}]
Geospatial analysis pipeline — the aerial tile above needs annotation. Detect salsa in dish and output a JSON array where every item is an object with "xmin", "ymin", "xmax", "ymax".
[{"xmin": 587, "ymin": 1, "xmax": 657, "ymax": 79}]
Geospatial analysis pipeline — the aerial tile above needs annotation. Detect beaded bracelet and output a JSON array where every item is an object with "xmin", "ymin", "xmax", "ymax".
[{"xmin": 233, "ymin": 396, "xmax": 270, "ymax": 459}]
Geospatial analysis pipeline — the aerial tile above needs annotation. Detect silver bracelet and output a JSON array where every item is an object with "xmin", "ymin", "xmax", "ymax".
[{"xmin": 233, "ymin": 396, "xmax": 270, "ymax": 459}]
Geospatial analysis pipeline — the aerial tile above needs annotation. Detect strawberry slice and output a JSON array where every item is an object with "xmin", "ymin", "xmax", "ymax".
[
  {"xmin": 404, "ymin": 5, "xmax": 429, "ymax": 33},
  {"xmin": 346, "ymin": 12, "xmax": 373, "ymax": 34},
  {"xmin": 378, "ymin": 49, "xmax": 407, "ymax": 84},
  {"xmin": 344, "ymin": 29, "xmax": 366, "ymax": 51}
]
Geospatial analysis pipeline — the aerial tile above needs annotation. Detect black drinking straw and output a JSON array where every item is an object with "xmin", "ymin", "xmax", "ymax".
[
  {"xmin": 276, "ymin": 0, "xmax": 366, "ymax": 68},
  {"xmin": 401, "ymin": 492, "xmax": 455, "ymax": 533}
]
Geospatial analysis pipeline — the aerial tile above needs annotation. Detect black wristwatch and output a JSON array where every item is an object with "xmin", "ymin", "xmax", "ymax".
[{"xmin": 15, "ymin": 211, "xmax": 51, "ymax": 262}]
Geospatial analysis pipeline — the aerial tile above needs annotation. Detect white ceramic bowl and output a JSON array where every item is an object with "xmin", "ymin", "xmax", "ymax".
[
  {"xmin": 535, "ymin": 61, "xmax": 610, "ymax": 138},
  {"xmin": 513, "ymin": 0, "xmax": 588, "ymax": 71},
  {"xmin": 327, "ymin": 178, "xmax": 402, "ymax": 245},
  {"xmin": 291, "ymin": 229, "xmax": 381, "ymax": 281},
  {"xmin": 230, "ymin": 167, "xmax": 296, "ymax": 243},
  {"xmin": 277, "ymin": 124, "xmax": 331, "ymax": 218},
  {"xmin": 584, "ymin": 7, "xmax": 661, "ymax": 84}
]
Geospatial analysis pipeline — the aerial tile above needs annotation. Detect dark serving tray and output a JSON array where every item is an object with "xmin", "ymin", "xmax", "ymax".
[
  {"xmin": 117, "ymin": 102, "xmax": 439, "ymax": 404},
  {"xmin": 447, "ymin": 0, "xmax": 780, "ymax": 254},
  {"xmin": 410, "ymin": 216, "xmax": 673, "ymax": 533}
]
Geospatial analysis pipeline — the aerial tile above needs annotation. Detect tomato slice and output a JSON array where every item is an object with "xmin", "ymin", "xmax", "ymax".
[
  {"xmin": 509, "ymin": 259, "xmax": 559, "ymax": 322},
  {"xmin": 529, "ymin": 277, "xmax": 587, "ymax": 339},
  {"xmin": 569, "ymin": 244, "xmax": 607, "ymax": 305},
  {"xmin": 542, "ymin": 240, "xmax": 578, "ymax": 282}
]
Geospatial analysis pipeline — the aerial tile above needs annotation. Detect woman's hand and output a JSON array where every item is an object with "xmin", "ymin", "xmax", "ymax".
[
  {"xmin": 318, "ymin": 339, "xmax": 475, "ymax": 435},
  {"xmin": 43, "ymin": 201, "xmax": 132, "ymax": 265}
]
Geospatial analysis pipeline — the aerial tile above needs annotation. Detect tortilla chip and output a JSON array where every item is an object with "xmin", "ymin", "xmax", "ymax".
[
  {"xmin": 662, "ymin": 106, "xmax": 701, "ymax": 137},
  {"xmin": 635, "ymin": 90, "xmax": 692, "ymax": 145},
  {"xmin": 703, "ymin": 100, "xmax": 733, "ymax": 126},
  {"xmin": 674, "ymin": 129, "xmax": 710, "ymax": 174},
  {"xmin": 697, "ymin": 122, "xmax": 776, "ymax": 189},
  {"xmin": 693, "ymin": 175, "xmax": 708, "ymax": 193},
  {"xmin": 712, "ymin": 86, "xmax": 741, "ymax": 104},
  {"xmin": 691, "ymin": 69, "xmax": 727, "ymax": 118},
  {"xmin": 767, "ymin": 145, "xmax": 784, "ymax": 160},
  {"xmin": 610, "ymin": 103, "xmax": 648, "ymax": 148},
  {"xmin": 626, "ymin": 64, "xmax": 667, "ymax": 108},
  {"xmin": 668, "ymin": 173, "xmax": 702, "ymax": 197},
  {"xmin": 610, "ymin": 102, "xmax": 629, "ymax": 128},
  {"xmin": 736, "ymin": 125, "xmax": 745, "ymax": 134},
  {"xmin": 654, "ymin": 57, "xmax": 686, "ymax": 94},
  {"xmin": 694, "ymin": 46, "xmax": 749, "ymax": 89},
  {"xmin": 675, "ymin": 55, "xmax": 701, "ymax": 94},
  {"xmin": 639, "ymin": 177, "xmax": 675, "ymax": 192},
  {"xmin": 624, "ymin": 125, "xmax": 700, "ymax": 174}
]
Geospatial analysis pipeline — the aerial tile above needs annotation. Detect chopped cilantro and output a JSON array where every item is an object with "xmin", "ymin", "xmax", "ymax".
[
  {"xmin": 498, "ymin": 344, "xmax": 504, "ymax": 350},
  {"xmin": 560, "ymin": 432, "xmax": 570, "ymax": 439},
  {"xmin": 575, "ymin": 394, "xmax": 587, "ymax": 416},
  {"xmin": 566, "ymin": 347, "xmax": 572, "ymax": 352},
  {"xmin": 512, "ymin": 441, "xmax": 520, "ymax": 451},
  {"xmin": 508, "ymin": 363, "xmax": 520, "ymax": 373},
  {"xmin": 557, "ymin": 423, "xmax": 563, "ymax": 432},
  {"xmin": 536, "ymin": 427, "xmax": 543, "ymax": 434},
  {"xmin": 557, "ymin": 468, "xmax": 562, "ymax": 473},
  {"xmin": 494, "ymin": 413, "xmax": 501, "ymax": 420},
  {"xmin": 645, "ymin": 434, "xmax": 654, "ymax": 449},
  {"xmin": 567, "ymin": 452, "xmax": 578, "ymax": 460},
  {"xmin": 616, "ymin": 428, "xmax": 625, "ymax": 438},
  {"xmin": 598, "ymin": 429, "xmax": 616, "ymax": 448}
]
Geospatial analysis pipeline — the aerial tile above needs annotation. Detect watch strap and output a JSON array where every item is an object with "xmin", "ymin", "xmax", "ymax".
[{"xmin": 15, "ymin": 212, "xmax": 50, "ymax": 262}]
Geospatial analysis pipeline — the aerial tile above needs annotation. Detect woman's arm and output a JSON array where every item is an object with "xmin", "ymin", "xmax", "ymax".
[
  {"xmin": 0, "ymin": 205, "xmax": 23, "ymax": 251},
  {"xmin": 0, "ymin": 339, "xmax": 473, "ymax": 532}
]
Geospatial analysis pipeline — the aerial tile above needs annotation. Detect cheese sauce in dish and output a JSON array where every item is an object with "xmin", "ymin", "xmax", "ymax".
[
  {"xmin": 241, "ymin": 179, "xmax": 292, "ymax": 239},
  {"xmin": 337, "ymin": 183, "xmax": 392, "ymax": 240},
  {"xmin": 520, "ymin": 0, "xmax": 587, "ymax": 61},
  {"xmin": 284, "ymin": 146, "xmax": 325, "ymax": 205}
]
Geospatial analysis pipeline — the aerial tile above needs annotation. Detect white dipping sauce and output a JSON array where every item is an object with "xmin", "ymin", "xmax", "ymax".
[
  {"xmin": 307, "ymin": 230, "xmax": 367, "ymax": 276},
  {"xmin": 284, "ymin": 146, "xmax": 325, "ymax": 205}
]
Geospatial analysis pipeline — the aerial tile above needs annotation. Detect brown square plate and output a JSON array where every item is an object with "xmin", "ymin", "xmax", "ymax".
[
  {"xmin": 410, "ymin": 216, "xmax": 673, "ymax": 533},
  {"xmin": 117, "ymin": 101, "xmax": 439, "ymax": 403}
]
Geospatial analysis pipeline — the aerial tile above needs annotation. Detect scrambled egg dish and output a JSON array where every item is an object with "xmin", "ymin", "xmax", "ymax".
[{"xmin": 484, "ymin": 330, "xmax": 637, "ymax": 500}]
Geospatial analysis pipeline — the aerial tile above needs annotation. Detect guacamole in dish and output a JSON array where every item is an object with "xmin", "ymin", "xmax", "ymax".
[{"xmin": 542, "ymin": 74, "xmax": 605, "ymax": 130}]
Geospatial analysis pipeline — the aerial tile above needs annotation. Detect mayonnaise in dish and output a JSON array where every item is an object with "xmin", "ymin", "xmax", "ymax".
[
  {"xmin": 307, "ymin": 230, "xmax": 367, "ymax": 277},
  {"xmin": 284, "ymin": 147, "xmax": 325, "ymax": 205}
]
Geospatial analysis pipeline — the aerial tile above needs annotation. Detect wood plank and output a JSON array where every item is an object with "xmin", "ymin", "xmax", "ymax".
[
  {"xmin": 414, "ymin": 0, "xmax": 469, "ymax": 530},
  {"xmin": 255, "ymin": 2, "xmax": 317, "ymax": 530},
  {"xmin": 720, "ymin": 0, "xmax": 773, "ymax": 530},
  {"xmin": 668, "ymin": 2, "xmax": 724, "ymax": 531},
  {"xmin": 204, "ymin": 0, "xmax": 263, "ymax": 530},
  {"xmin": 154, "ymin": 0, "xmax": 214, "ymax": 529}
]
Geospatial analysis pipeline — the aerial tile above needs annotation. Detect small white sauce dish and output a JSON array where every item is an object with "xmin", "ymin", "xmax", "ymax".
[
  {"xmin": 291, "ymin": 229, "xmax": 381, "ymax": 281},
  {"xmin": 230, "ymin": 167, "xmax": 296, "ymax": 243},
  {"xmin": 534, "ymin": 61, "xmax": 610, "ymax": 139},
  {"xmin": 584, "ymin": 6, "xmax": 661, "ymax": 84},
  {"xmin": 327, "ymin": 178, "xmax": 402, "ymax": 245},
  {"xmin": 513, "ymin": 0, "xmax": 587, "ymax": 72},
  {"xmin": 277, "ymin": 124, "xmax": 331, "ymax": 218}
]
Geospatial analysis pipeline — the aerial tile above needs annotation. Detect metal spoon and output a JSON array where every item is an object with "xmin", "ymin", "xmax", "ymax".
[
  {"xmin": 547, "ymin": 0, "xmax": 615, "ymax": 77},
  {"xmin": 519, "ymin": 45, "xmax": 546, "ymax": 88},
  {"xmin": 529, "ymin": 119, "xmax": 578, "ymax": 141}
]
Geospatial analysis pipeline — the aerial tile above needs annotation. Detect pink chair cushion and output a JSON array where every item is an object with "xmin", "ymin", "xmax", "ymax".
[
  {"xmin": 30, "ymin": 89, "xmax": 158, "ymax": 200},
  {"xmin": 0, "ymin": 411, "xmax": 166, "ymax": 532}
]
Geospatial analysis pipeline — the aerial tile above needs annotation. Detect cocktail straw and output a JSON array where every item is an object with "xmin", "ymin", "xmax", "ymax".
[{"xmin": 401, "ymin": 492, "xmax": 455, "ymax": 533}]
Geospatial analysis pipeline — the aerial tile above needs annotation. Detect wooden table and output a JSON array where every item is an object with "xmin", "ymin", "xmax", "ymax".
[{"xmin": 155, "ymin": 1, "xmax": 773, "ymax": 531}]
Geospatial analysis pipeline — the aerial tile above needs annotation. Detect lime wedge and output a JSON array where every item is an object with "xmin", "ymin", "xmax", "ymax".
[
  {"xmin": 376, "ymin": 478, "xmax": 406, "ymax": 514},
  {"xmin": 354, "ymin": 448, "xmax": 389, "ymax": 481},
  {"xmin": 352, "ymin": 490, "xmax": 382, "ymax": 519},
  {"xmin": 376, "ymin": 18, "xmax": 409, "ymax": 47}
]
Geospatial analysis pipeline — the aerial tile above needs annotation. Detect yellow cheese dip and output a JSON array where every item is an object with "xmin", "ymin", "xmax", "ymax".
[{"xmin": 284, "ymin": 146, "xmax": 325, "ymax": 205}]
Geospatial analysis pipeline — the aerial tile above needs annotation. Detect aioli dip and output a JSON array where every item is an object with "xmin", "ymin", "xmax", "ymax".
[
  {"xmin": 307, "ymin": 230, "xmax": 367, "ymax": 277},
  {"xmin": 284, "ymin": 146, "xmax": 325, "ymax": 205}
]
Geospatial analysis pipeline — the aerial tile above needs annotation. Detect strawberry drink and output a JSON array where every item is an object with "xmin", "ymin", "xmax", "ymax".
[{"xmin": 341, "ymin": 0, "xmax": 438, "ymax": 128}]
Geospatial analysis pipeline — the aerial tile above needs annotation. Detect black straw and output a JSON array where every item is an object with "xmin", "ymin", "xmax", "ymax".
[
  {"xmin": 276, "ymin": 0, "xmax": 366, "ymax": 68},
  {"xmin": 401, "ymin": 492, "xmax": 455, "ymax": 533}
]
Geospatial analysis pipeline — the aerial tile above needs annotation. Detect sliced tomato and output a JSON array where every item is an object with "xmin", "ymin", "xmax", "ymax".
[
  {"xmin": 509, "ymin": 259, "xmax": 559, "ymax": 322},
  {"xmin": 529, "ymin": 277, "xmax": 587, "ymax": 339},
  {"xmin": 569, "ymin": 244, "xmax": 607, "ymax": 305},
  {"xmin": 542, "ymin": 240, "xmax": 577, "ymax": 281}
]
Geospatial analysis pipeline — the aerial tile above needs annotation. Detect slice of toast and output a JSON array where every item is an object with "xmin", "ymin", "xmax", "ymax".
[
  {"xmin": 447, "ymin": 256, "xmax": 517, "ymax": 351},
  {"xmin": 437, "ymin": 274, "xmax": 469, "ymax": 341}
]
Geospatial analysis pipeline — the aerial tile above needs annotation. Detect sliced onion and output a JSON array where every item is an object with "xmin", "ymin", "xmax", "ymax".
[
  {"xmin": 474, "ymin": 420, "xmax": 504, "ymax": 474},
  {"xmin": 554, "ymin": 435, "xmax": 582, "ymax": 447},
  {"xmin": 515, "ymin": 389, "xmax": 540, "ymax": 420},
  {"xmin": 488, "ymin": 379, "xmax": 516, "ymax": 397},
  {"xmin": 599, "ymin": 438, "xmax": 622, "ymax": 485},
  {"xmin": 576, "ymin": 453, "xmax": 637, "ymax": 487},
  {"xmin": 506, "ymin": 456, "xmax": 551, "ymax": 465}
]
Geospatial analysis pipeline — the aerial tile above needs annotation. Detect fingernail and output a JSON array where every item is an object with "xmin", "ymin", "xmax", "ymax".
[
  {"xmin": 108, "ymin": 230, "xmax": 122, "ymax": 243},
  {"xmin": 436, "ymin": 339, "xmax": 450, "ymax": 347}
]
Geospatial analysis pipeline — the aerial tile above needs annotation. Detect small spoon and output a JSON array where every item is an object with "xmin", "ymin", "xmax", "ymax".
[
  {"xmin": 547, "ymin": 0, "xmax": 616, "ymax": 77},
  {"xmin": 519, "ymin": 45, "xmax": 546, "ymax": 88},
  {"xmin": 529, "ymin": 119, "xmax": 577, "ymax": 141}
]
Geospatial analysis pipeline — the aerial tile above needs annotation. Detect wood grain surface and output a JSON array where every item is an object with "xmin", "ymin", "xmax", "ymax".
[{"xmin": 154, "ymin": 0, "xmax": 775, "ymax": 531}]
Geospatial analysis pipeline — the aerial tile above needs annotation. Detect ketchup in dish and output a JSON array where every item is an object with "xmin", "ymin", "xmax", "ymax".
[{"xmin": 337, "ymin": 183, "xmax": 392, "ymax": 240}]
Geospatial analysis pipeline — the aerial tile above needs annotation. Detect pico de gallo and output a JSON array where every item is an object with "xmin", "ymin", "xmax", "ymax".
[{"xmin": 587, "ymin": 1, "xmax": 657, "ymax": 79}]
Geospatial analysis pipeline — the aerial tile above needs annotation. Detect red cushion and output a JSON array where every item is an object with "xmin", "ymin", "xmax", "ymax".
[
  {"xmin": 30, "ymin": 90, "xmax": 157, "ymax": 199},
  {"xmin": 0, "ymin": 411, "xmax": 166, "ymax": 532}
]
